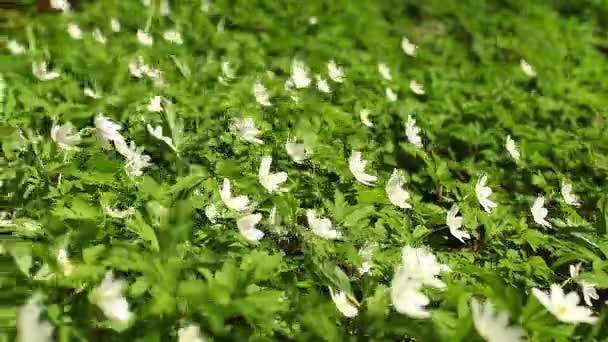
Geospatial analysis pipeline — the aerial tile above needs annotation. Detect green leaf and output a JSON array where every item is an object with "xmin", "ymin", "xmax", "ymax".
[{"xmin": 126, "ymin": 213, "xmax": 160, "ymax": 251}]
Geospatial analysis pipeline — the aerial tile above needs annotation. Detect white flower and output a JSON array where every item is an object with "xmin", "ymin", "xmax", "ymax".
[
  {"xmin": 378, "ymin": 63, "xmax": 392, "ymax": 80},
  {"xmin": 51, "ymin": 122, "xmax": 81, "ymax": 150},
  {"xmin": 160, "ymin": 0, "xmax": 171, "ymax": 16},
  {"xmin": 316, "ymin": 75, "xmax": 331, "ymax": 93},
  {"xmin": 231, "ymin": 118, "xmax": 263, "ymax": 144},
  {"xmin": 178, "ymin": 324, "xmax": 206, "ymax": 342},
  {"xmin": 128, "ymin": 56, "xmax": 147, "ymax": 78},
  {"xmin": 57, "ymin": 248, "xmax": 74, "ymax": 276},
  {"xmin": 409, "ymin": 80, "xmax": 425, "ymax": 95},
  {"xmin": 91, "ymin": 271, "xmax": 132, "ymax": 323},
  {"xmin": 126, "ymin": 61, "xmax": 152, "ymax": 82},
  {"xmin": 400, "ymin": 245, "xmax": 449, "ymax": 289},
  {"xmin": 121, "ymin": 142, "xmax": 152, "ymax": 177},
  {"xmin": 531, "ymin": 195, "xmax": 551, "ymax": 228},
  {"xmin": 205, "ymin": 204, "xmax": 219, "ymax": 223},
  {"xmin": 386, "ymin": 169, "xmax": 412, "ymax": 209},
  {"xmin": 446, "ymin": 204, "xmax": 470, "ymax": 243},
  {"xmin": 258, "ymin": 156, "xmax": 288, "ymax": 193},
  {"xmin": 146, "ymin": 124, "xmax": 176, "ymax": 150},
  {"xmin": 219, "ymin": 61, "xmax": 235, "ymax": 83},
  {"xmin": 163, "ymin": 30, "xmax": 183, "ymax": 45},
  {"xmin": 470, "ymin": 298, "xmax": 526, "ymax": 342},
  {"xmin": 84, "ymin": 87, "xmax": 101, "ymax": 99},
  {"xmin": 401, "ymin": 36, "xmax": 418, "ymax": 56},
  {"xmin": 145, "ymin": 67, "xmax": 164, "ymax": 86},
  {"xmin": 308, "ymin": 16, "xmax": 318, "ymax": 25},
  {"xmin": 32, "ymin": 61, "xmax": 60, "ymax": 81},
  {"xmin": 17, "ymin": 302, "xmax": 53, "ymax": 342},
  {"xmin": 359, "ymin": 109, "xmax": 373, "ymax": 127},
  {"xmin": 219, "ymin": 178, "xmax": 250, "ymax": 211},
  {"xmin": 306, "ymin": 209, "xmax": 341, "ymax": 239},
  {"xmin": 385, "ymin": 87, "xmax": 397, "ymax": 102},
  {"xmin": 285, "ymin": 139, "xmax": 308, "ymax": 163},
  {"xmin": 327, "ymin": 60, "xmax": 345, "ymax": 83},
  {"xmin": 147, "ymin": 95, "xmax": 164, "ymax": 112},
  {"xmin": 476, "ymin": 176, "xmax": 497, "ymax": 213},
  {"xmin": 289, "ymin": 60, "xmax": 311, "ymax": 89},
  {"xmin": 329, "ymin": 287, "xmax": 358, "ymax": 317},
  {"xmin": 349, "ymin": 151, "xmax": 377, "ymax": 186},
  {"xmin": 391, "ymin": 246, "xmax": 449, "ymax": 318},
  {"xmin": 110, "ymin": 18, "xmax": 121, "ymax": 32},
  {"xmin": 505, "ymin": 135, "xmax": 520, "ymax": 160},
  {"xmin": 405, "ymin": 114, "xmax": 423, "ymax": 148},
  {"xmin": 561, "ymin": 183, "xmax": 580, "ymax": 207},
  {"xmin": 93, "ymin": 28, "xmax": 107, "ymax": 45},
  {"xmin": 104, "ymin": 206, "xmax": 135, "ymax": 219},
  {"xmin": 67, "ymin": 23, "xmax": 83, "ymax": 40},
  {"xmin": 50, "ymin": 0, "xmax": 70, "ymax": 12},
  {"xmin": 391, "ymin": 277, "xmax": 431, "ymax": 318},
  {"xmin": 141, "ymin": 0, "xmax": 151, "ymax": 6},
  {"xmin": 569, "ymin": 263, "xmax": 599, "ymax": 307},
  {"xmin": 136, "ymin": 30, "xmax": 153, "ymax": 46},
  {"xmin": 7, "ymin": 40, "xmax": 26, "ymax": 55},
  {"xmin": 532, "ymin": 284, "xmax": 597, "ymax": 324},
  {"xmin": 358, "ymin": 243, "xmax": 376, "ymax": 275},
  {"xmin": 237, "ymin": 213, "xmax": 264, "ymax": 242},
  {"xmin": 94, "ymin": 114, "xmax": 126, "ymax": 150},
  {"xmin": 253, "ymin": 80, "xmax": 272, "ymax": 106},
  {"xmin": 520, "ymin": 59, "xmax": 536, "ymax": 77}
]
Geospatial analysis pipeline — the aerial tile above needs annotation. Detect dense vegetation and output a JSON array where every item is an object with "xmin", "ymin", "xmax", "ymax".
[{"xmin": 2, "ymin": 0, "xmax": 608, "ymax": 340}]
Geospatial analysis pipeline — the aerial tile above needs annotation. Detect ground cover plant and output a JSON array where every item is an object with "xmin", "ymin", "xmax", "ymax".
[{"xmin": 2, "ymin": 0, "xmax": 608, "ymax": 340}]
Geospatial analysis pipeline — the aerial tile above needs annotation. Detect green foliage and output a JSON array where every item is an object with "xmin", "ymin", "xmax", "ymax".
[{"xmin": 2, "ymin": 0, "xmax": 608, "ymax": 340}]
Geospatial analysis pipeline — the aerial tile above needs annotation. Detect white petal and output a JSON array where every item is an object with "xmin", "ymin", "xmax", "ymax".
[
  {"xmin": 378, "ymin": 63, "xmax": 392, "ymax": 80},
  {"xmin": 285, "ymin": 140, "xmax": 307, "ymax": 163},
  {"xmin": 110, "ymin": 18, "xmax": 121, "ymax": 32},
  {"xmin": 307, "ymin": 210, "xmax": 341, "ymax": 240},
  {"xmin": 405, "ymin": 114, "xmax": 423, "ymax": 148},
  {"xmin": 316, "ymin": 75, "xmax": 331, "ymax": 93},
  {"xmin": 178, "ymin": 324, "xmax": 205, "ymax": 342},
  {"xmin": 385, "ymin": 88, "xmax": 397, "ymax": 102},
  {"xmin": 163, "ymin": 30, "xmax": 183, "ymax": 45},
  {"xmin": 219, "ymin": 178, "xmax": 250, "ymax": 211},
  {"xmin": 475, "ymin": 176, "xmax": 497, "ymax": 213},
  {"xmin": 386, "ymin": 169, "xmax": 411, "ymax": 209},
  {"xmin": 401, "ymin": 37, "xmax": 418, "ymax": 56},
  {"xmin": 561, "ymin": 183, "xmax": 580, "ymax": 207},
  {"xmin": 391, "ymin": 275, "xmax": 431, "ymax": 319},
  {"xmin": 67, "ymin": 23, "xmax": 83, "ymax": 40},
  {"xmin": 349, "ymin": 151, "xmax": 377, "ymax": 186},
  {"xmin": 258, "ymin": 156, "xmax": 287, "ymax": 193},
  {"xmin": 531, "ymin": 195, "xmax": 551, "ymax": 228},
  {"xmin": 470, "ymin": 298, "xmax": 526, "ymax": 342},
  {"xmin": 520, "ymin": 59, "xmax": 536, "ymax": 77},
  {"xmin": 446, "ymin": 204, "xmax": 469, "ymax": 243},
  {"xmin": 327, "ymin": 60, "xmax": 345, "ymax": 83},
  {"xmin": 253, "ymin": 80, "xmax": 272, "ymax": 106},
  {"xmin": 17, "ymin": 303, "xmax": 54, "ymax": 342},
  {"xmin": 505, "ymin": 135, "xmax": 520, "ymax": 160},
  {"xmin": 409, "ymin": 80, "xmax": 425, "ymax": 95},
  {"xmin": 329, "ymin": 288, "xmax": 358, "ymax": 317},
  {"xmin": 237, "ymin": 213, "xmax": 264, "ymax": 241},
  {"xmin": 359, "ymin": 109, "xmax": 373, "ymax": 127},
  {"xmin": 137, "ymin": 30, "xmax": 154, "ymax": 46}
]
